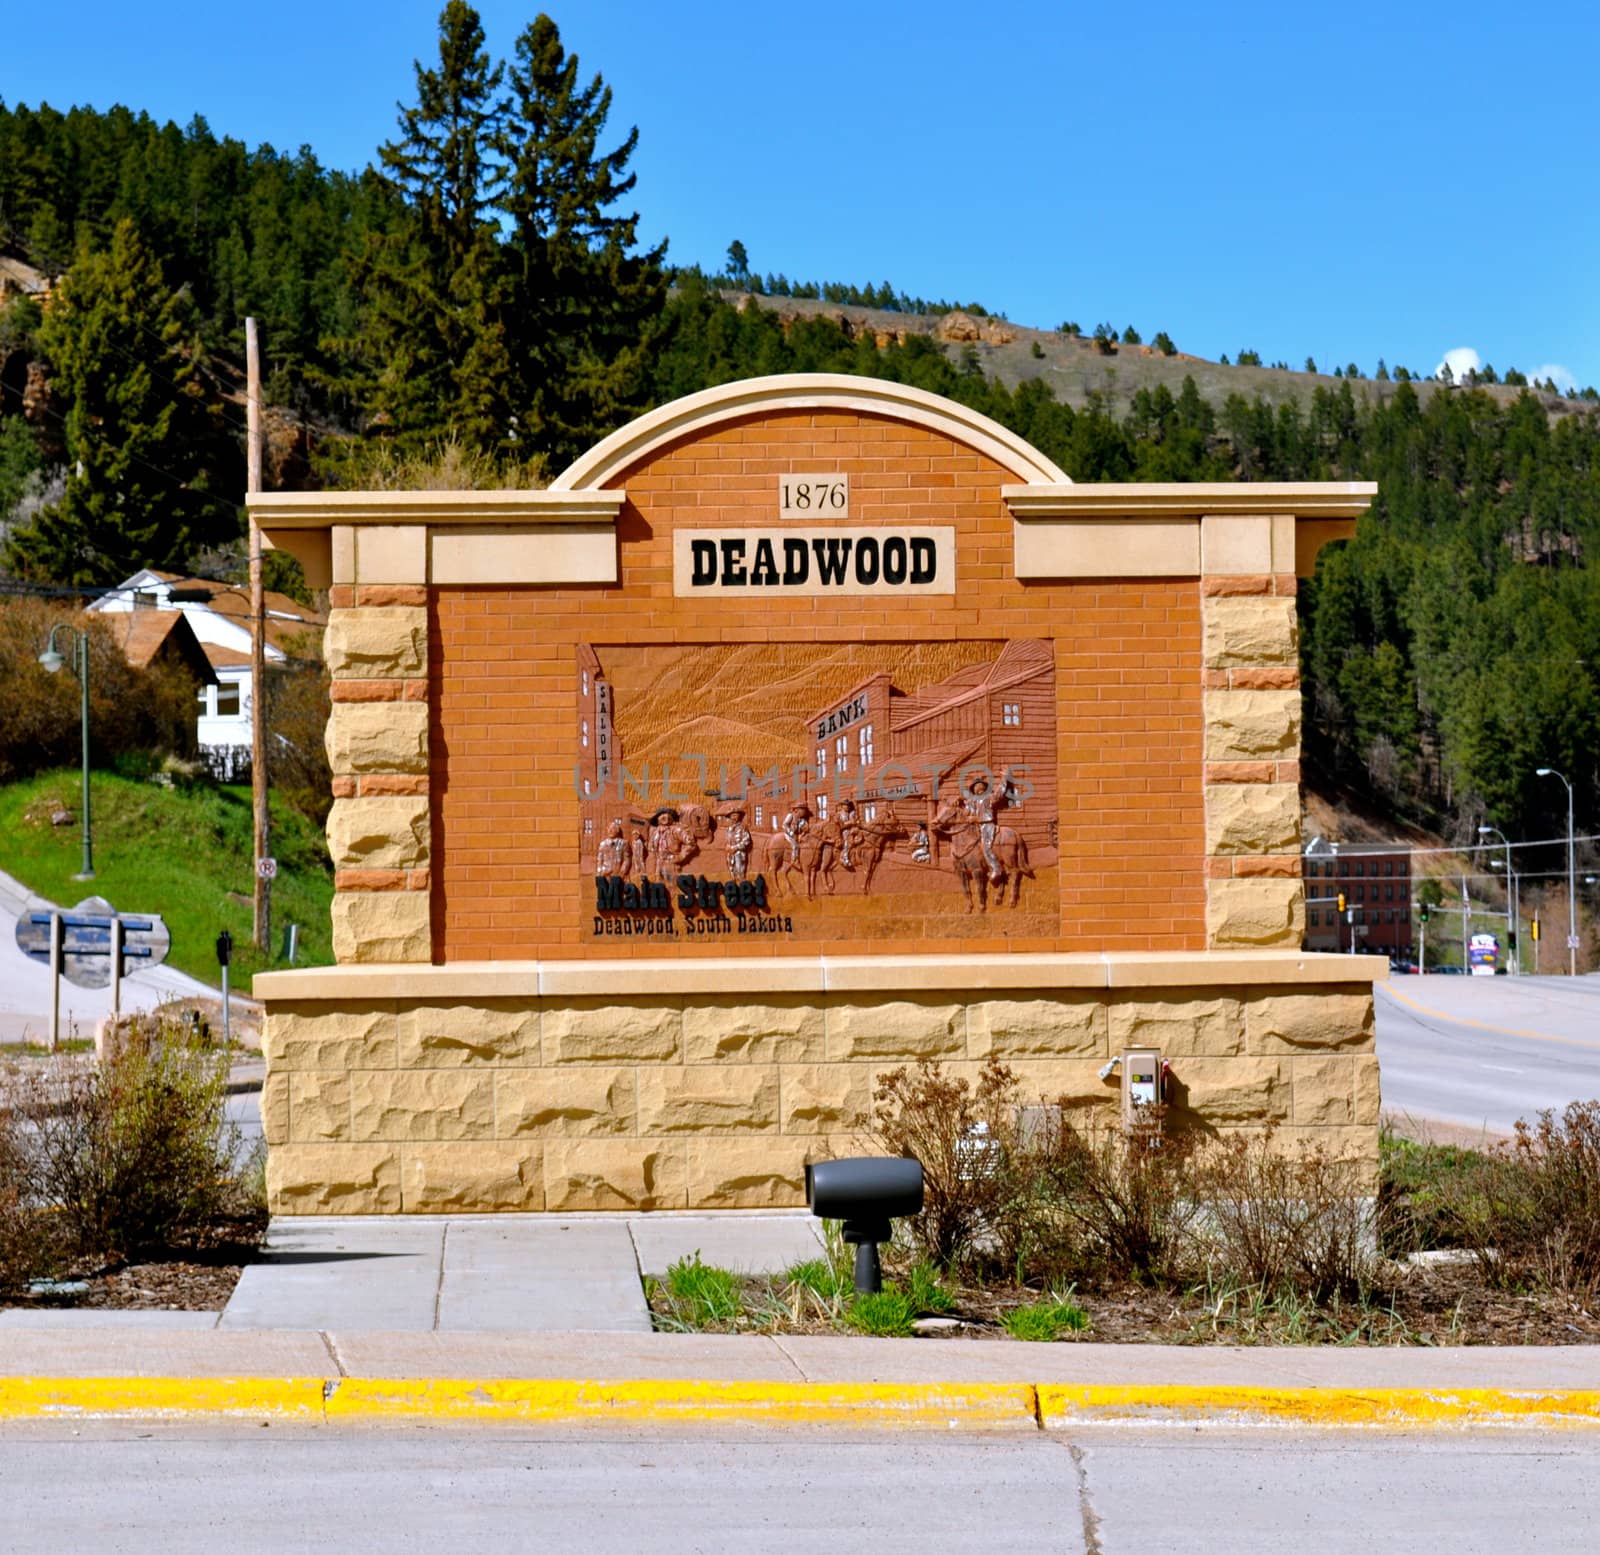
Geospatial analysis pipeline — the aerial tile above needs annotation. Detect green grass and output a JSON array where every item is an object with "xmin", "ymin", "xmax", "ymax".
[
  {"xmin": 1379, "ymin": 1127, "xmax": 1496, "ymax": 1255},
  {"xmin": 1001, "ymin": 1296, "xmax": 1090, "ymax": 1342},
  {"xmin": 907, "ymin": 1260, "xmax": 956, "ymax": 1315},
  {"xmin": 663, "ymin": 1253, "xmax": 741, "ymax": 1325},
  {"xmin": 0, "ymin": 770, "xmax": 333, "ymax": 993},
  {"xmin": 844, "ymin": 1286, "xmax": 916, "ymax": 1337}
]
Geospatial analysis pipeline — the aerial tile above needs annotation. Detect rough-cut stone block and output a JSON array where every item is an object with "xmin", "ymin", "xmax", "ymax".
[
  {"xmin": 497, "ymin": 1068, "xmax": 634, "ymax": 1137},
  {"xmin": 1203, "ymin": 596, "xmax": 1297, "ymax": 669},
  {"xmin": 1108, "ymin": 996, "xmax": 1245, "ymax": 1057},
  {"xmin": 1247, "ymin": 991, "xmax": 1374, "ymax": 1054},
  {"xmin": 1263, "ymin": 1126, "xmax": 1381, "ymax": 1187},
  {"xmin": 324, "ymin": 701, "xmax": 429, "ymax": 776},
  {"xmin": 332, "ymin": 891, "xmax": 431, "ymax": 964},
  {"xmin": 542, "ymin": 1002, "xmax": 681, "ymax": 1065},
  {"xmin": 687, "ymin": 1138, "xmax": 809, "ymax": 1208},
  {"xmin": 289, "ymin": 1072, "xmax": 350, "ymax": 1141},
  {"xmin": 324, "ymin": 606, "xmax": 427, "ymax": 679},
  {"xmin": 349, "ymin": 1070, "xmax": 495, "ymax": 1141},
  {"xmin": 1000, "ymin": 1060, "xmax": 1122, "ymax": 1114},
  {"xmin": 1292, "ymin": 1055, "xmax": 1355, "ymax": 1126},
  {"xmin": 1206, "ymin": 878, "xmax": 1304, "ymax": 948},
  {"xmin": 543, "ymin": 1141, "xmax": 687, "ymax": 1211},
  {"xmin": 637, "ymin": 1067, "xmax": 780, "ymax": 1134},
  {"xmin": 260, "ymin": 1072, "xmax": 290, "ymax": 1145},
  {"xmin": 967, "ymin": 998, "xmax": 1104, "ymax": 1059},
  {"xmin": 1205, "ymin": 783, "xmax": 1301, "ymax": 856},
  {"xmin": 683, "ymin": 999, "xmax": 825, "ymax": 1065},
  {"xmin": 1354, "ymin": 1055, "xmax": 1382, "ymax": 1125},
  {"xmin": 326, "ymin": 796, "xmax": 430, "ymax": 870},
  {"xmin": 1172, "ymin": 1057, "xmax": 1290, "ymax": 1123},
  {"xmin": 825, "ymin": 1000, "xmax": 965, "ymax": 1062},
  {"xmin": 1204, "ymin": 689, "xmax": 1301, "ymax": 760},
  {"xmin": 267, "ymin": 1144, "xmax": 400, "ymax": 1214},
  {"xmin": 398, "ymin": 1002, "xmax": 538, "ymax": 1067},
  {"xmin": 780, "ymin": 1064, "xmax": 873, "ymax": 1134},
  {"xmin": 265, "ymin": 1004, "xmax": 398, "ymax": 1071},
  {"xmin": 402, "ymin": 1143, "xmax": 542, "ymax": 1213}
]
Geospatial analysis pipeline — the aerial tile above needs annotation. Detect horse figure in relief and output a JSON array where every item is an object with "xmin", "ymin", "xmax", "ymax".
[{"xmin": 930, "ymin": 797, "xmax": 1033, "ymax": 912}]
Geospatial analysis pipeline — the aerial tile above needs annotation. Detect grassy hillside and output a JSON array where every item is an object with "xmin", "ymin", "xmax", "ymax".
[{"xmin": 0, "ymin": 771, "xmax": 332, "ymax": 992}]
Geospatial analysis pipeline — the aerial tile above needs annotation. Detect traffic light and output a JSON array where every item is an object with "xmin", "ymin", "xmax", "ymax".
[
  {"xmin": 1531, "ymin": 916, "xmax": 1540, "ymax": 943},
  {"xmin": 1337, "ymin": 893, "xmax": 1346, "ymax": 913},
  {"xmin": 1419, "ymin": 903, "xmax": 1429, "ymax": 925}
]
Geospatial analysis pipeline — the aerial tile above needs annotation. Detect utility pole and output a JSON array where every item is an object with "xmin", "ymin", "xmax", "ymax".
[
  {"xmin": 1461, "ymin": 872, "xmax": 1470, "ymax": 972},
  {"xmin": 247, "ymin": 318, "xmax": 270, "ymax": 954}
]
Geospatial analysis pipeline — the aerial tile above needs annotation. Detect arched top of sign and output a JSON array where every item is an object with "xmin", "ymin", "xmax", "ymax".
[{"xmin": 549, "ymin": 373, "xmax": 1073, "ymax": 492}]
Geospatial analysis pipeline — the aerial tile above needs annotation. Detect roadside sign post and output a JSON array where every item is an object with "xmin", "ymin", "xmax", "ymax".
[
  {"xmin": 216, "ymin": 930, "xmax": 234, "ymax": 1047},
  {"xmin": 14, "ymin": 898, "xmax": 171, "ymax": 1051}
]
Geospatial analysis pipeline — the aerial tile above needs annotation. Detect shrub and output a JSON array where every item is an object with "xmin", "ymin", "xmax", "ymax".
[
  {"xmin": 844, "ymin": 1286, "xmax": 915, "ymax": 1337},
  {"xmin": 1191, "ymin": 1127, "xmax": 1378, "ymax": 1300},
  {"xmin": 1001, "ymin": 1296, "xmax": 1089, "ymax": 1342},
  {"xmin": 1042, "ymin": 1111, "xmax": 1199, "ymax": 1283},
  {"xmin": 25, "ymin": 1019, "xmax": 239, "ymax": 1257},
  {"xmin": 869, "ymin": 1058, "xmax": 1023, "ymax": 1271}
]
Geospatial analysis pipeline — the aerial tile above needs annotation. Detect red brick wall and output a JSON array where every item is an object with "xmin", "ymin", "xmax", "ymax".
[{"xmin": 430, "ymin": 408, "xmax": 1205, "ymax": 959}]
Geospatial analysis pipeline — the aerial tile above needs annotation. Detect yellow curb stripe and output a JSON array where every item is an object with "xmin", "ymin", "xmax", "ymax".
[
  {"xmin": 1037, "ymin": 1384, "xmax": 1600, "ymax": 1430},
  {"xmin": 0, "ymin": 1377, "xmax": 325, "ymax": 1421},
  {"xmin": 324, "ymin": 1378, "xmax": 1039, "ymax": 1429}
]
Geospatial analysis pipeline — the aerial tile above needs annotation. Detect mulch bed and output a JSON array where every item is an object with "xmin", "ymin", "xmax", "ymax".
[
  {"xmin": 647, "ymin": 1260, "xmax": 1600, "ymax": 1346},
  {"xmin": 1, "ymin": 1211, "xmax": 267, "ymax": 1314}
]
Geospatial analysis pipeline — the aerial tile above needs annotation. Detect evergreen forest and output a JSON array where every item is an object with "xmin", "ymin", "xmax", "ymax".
[{"xmin": 1, "ymin": 4, "xmax": 1598, "ymax": 851}]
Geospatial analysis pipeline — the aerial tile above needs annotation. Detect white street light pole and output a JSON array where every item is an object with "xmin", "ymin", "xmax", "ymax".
[
  {"xmin": 1480, "ymin": 825, "xmax": 1517, "ymax": 975},
  {"xmin": 1536, "ymin": 768, "xmax": 1577, "ymax": 976}
]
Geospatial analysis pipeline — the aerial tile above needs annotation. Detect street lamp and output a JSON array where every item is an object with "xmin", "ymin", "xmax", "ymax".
[
  {"xmin": 1535, "ymin": 768, "xmax": 1577, "ymax": 976},
  {"xmin": 1480, "ymin": 825, "xmax": 1518, "ymax": 975},
  {"xmin": 38, "ymin": 623, "xmax": 94, "ymax": 880}
]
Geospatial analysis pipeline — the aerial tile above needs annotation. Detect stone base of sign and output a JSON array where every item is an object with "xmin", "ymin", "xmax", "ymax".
[{"xmin": 256, "ymin": 952, "xmax": 1382, "ymax": 1214}]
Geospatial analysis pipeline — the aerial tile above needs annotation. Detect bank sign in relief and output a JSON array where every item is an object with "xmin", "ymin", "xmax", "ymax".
[{"xmin": 674, "ymin": 469, "xmax": 953, "ymax": 597}]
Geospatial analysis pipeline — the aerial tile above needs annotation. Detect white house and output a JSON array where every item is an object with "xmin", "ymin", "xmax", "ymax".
[{"xmin": 88, "ymin": 569, "xmax": 325, "ymax": 777}]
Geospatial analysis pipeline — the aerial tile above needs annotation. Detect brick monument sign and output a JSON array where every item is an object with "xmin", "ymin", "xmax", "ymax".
[{"xmin": 251, "ymin": 374, "xmax": 1381, "ymax": 1214}]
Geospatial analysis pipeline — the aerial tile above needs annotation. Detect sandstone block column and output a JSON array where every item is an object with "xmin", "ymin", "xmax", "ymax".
[
  {"xmin": 324, "ymin": 524, "xmax": 432, "ymax": 963},
  {"xmin": 1200, "ymin": 514, "xmax": 1305, "ymax": 949}
]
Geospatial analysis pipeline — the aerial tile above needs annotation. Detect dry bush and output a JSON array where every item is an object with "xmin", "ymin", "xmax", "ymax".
[
  {"xmin": 0, "ymin": 1096, "xmax": 62, "ymax": 1291},
  {"xmin": 0, "ymin": 598, "xmax": 199, "ymax": 782},
  {"xmin": 25, "ymin": 1020, "xmax": 240, "ymax": 1258},
  {"xmin": 1191, "ymin": 1127, "xmax": 1379, "ymax": 1299},
  {"xmin": 263, "ymin": 641, "xmax": 331, "ymax": 825},
  {"xmin": 1440, "ymin": 1102, "xmax": 1600, "ymax": 1303},
  {"xmin": 869, "ymin": 1059, "xmax": 1023, "ymax": 1271}
]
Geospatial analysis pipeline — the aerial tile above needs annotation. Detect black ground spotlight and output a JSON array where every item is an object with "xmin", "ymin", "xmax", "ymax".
[{"xmin": 804, "ymin": 1157, "xmax": 924, "ymax": 1294}]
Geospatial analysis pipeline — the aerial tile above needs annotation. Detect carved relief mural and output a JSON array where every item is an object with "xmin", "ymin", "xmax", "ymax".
[{"xmin": 577, "ymin": 642, "xmax": 1060, "ymax": 943}]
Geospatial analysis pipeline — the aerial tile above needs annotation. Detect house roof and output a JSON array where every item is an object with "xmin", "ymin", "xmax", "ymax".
[
  {"xmin": 889, "ymin": 640, "xmax": 1052, "ymax": 734},
  {"xmin": 119, "ymin": 571, "xmax": 325, "ymax": 657},
  {"xmin": 99, "ymin": 607, "xmax": 218, "ymax": 684},
  {"xmin": 0, "ymin": 255, "xmax": 46, "ymax": 296}
]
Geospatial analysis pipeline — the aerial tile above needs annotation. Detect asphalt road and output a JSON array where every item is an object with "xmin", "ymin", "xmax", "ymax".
[
  {"xmin": 1, "ymin": 1423, "xmax": 1597, "ymax": 1554},
  {"xmin": 1375, "ymin": 975, "xmax": 1600, "ymax": 1135}
]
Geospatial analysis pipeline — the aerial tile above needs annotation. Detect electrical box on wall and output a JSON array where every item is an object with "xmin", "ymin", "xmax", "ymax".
[{"xmin": 1121, "ymin": 1047, "xmax": 1163, "ymax": 1125}]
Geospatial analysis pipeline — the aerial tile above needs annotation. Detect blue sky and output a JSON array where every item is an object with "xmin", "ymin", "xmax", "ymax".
[{"xmin": 3, "ymin": 2, "xmax": 1596, "ymax": 390}]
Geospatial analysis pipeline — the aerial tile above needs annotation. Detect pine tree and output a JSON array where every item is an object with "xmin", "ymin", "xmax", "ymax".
[
  {"xmin": 353, "ymin": 0, "xmax": 513, "ymax": 449},
  {"xmin": 499, "ymin": 12, "xmax": 667, "ymax": 472},
  {"xmin": 6, "ymin": 219, "xmax": 221, "ymax": 584}
]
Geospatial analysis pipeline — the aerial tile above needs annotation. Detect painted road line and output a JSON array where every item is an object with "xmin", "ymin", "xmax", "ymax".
[
  {"xmin": 1037, "ymin": 1384, "xmax": 1600, "ymax": 1430},
  {"xmin": 323, "ymin": 1378, "xmax": 1040, "ymax": 1429},
  {"xmin": 1379, "ymin": 982, "xmax": 1600, "ymax": 1054}
]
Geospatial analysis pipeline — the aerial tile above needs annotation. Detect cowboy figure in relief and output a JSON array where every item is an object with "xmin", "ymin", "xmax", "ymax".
[
  {"xmin": 964, "ymin": 773, "xmax": 1006, "ymax": 886},
  {"xmin": 629, "ymin": 828, "xmax": 649, "ymax": 878},
  {"xmin": 723, "ymin": 807, "xmax": 752, "ymax": 882},
  {"xmin": 836, "ymin": 799, "xmax": 862, "ymax": 871},
  {"xmin": 595, "ymin": 818, "xmax": 629, "ymax": 877},
  {"xmin": 649, "ymin": 807, "xmax": 696, "ymax": 884},
  {"xmin": 911, "ymin": 822, "xmax": 931, "ymax": 864},
  {"xmin": 782, "ymin": 800, "xmax": 811, "ymax": 852}
]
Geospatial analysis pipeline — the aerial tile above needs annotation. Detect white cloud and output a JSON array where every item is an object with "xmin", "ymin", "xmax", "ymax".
[
  {"xmin": 1529, "ymin": 363, "xmax": 1577, "ymax": 393},
  {"xmin": 1434, "ymin": 347, "xmax": 1480, "ymax": 382}
]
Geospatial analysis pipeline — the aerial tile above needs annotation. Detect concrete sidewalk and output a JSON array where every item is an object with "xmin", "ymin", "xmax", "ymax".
[{"xmin": 215, "ymin": 1213, "xmax": 827, "ymax": 1333}]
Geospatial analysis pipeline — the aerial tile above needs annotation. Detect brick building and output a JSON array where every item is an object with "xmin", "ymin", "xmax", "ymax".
[{"xmin": 1303, "ymin": 847, "xmax": 1414, "ymax": 957}]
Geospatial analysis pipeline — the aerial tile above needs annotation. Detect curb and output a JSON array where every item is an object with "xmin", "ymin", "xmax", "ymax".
[{"xmin": 4, "ymin": 1378, "xmax": 1600, "ymax": 1430}]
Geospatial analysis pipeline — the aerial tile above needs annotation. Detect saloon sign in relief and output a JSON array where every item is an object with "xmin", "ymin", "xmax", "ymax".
[
  {"xmin": 576, "ymin": 636, "xmax": 1062, "ymax": 946},
  {"xmin": 673, "ymin": 472, "xmax": 954, "ymax": 597}
]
